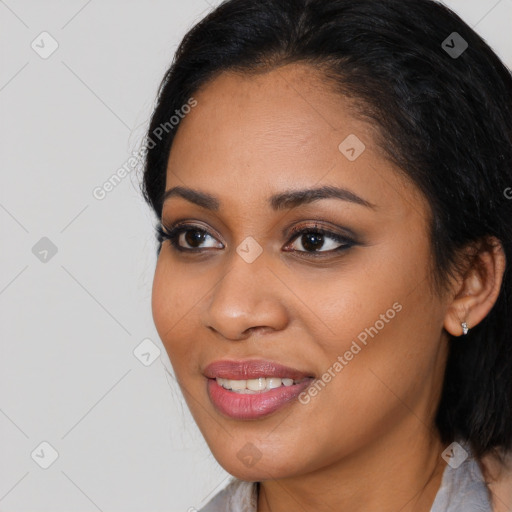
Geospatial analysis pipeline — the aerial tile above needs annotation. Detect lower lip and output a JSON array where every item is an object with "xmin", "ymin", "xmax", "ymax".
[{"xmin": 206, "ymin": 378, "xmax": 313, "ymax": 420}]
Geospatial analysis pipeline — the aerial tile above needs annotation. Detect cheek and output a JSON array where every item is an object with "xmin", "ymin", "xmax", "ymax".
[
  {"xmin": 284, "ymin": 254, "xmax": 412, "ymax": 362},
  {"xmin": 151, "ymin": 256, "xmax": 199, "ymax": 372},
  {"xmin": 296, "ymin": 236, "xmax": 445, "ymax": 402}
]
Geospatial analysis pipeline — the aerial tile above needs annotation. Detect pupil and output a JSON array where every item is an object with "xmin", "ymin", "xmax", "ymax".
[
  {"xmin": 302, "ymin": 233, "xmax": 324, "ymax": 251},
  {"xmin": 186, "ymin": 230, "xmax": 206, "ymax": 247}
]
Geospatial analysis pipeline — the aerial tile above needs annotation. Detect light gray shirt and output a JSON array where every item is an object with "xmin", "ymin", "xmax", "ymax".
[{"xmin": 199, "ymin": 441, "xmax": 493, "ymax": 511}]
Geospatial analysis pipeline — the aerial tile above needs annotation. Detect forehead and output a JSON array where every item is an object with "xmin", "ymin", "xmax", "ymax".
[{"xmin": 164, "ymin": 63, "xmax": 427, "ymax": 220}]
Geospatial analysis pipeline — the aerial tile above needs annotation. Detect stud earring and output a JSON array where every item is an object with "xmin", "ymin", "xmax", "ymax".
[{"xmin": 461, "ymin": 322, "xmax": 469, "ymax": 335}]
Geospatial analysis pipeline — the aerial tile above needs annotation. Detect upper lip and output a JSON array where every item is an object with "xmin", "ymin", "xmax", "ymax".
[{"xmin": 204, "ymin": 359, "xmax": 314, "ymax": 380}]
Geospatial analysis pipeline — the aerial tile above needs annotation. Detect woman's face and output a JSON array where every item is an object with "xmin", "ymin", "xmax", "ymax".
[{"xmin": 152, "ymin": 63, "xmax": 451, "ymax": 480}]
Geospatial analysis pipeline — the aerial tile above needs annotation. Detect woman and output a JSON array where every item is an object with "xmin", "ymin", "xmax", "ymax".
[{"xmin": 141, "ymin": 0, "xmax": 512, "ymax": 510}]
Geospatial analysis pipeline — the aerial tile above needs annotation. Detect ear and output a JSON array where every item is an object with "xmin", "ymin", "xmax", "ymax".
[{"xmin": 444, "ymin": 237, "xmax": 506, "ymax": 337}]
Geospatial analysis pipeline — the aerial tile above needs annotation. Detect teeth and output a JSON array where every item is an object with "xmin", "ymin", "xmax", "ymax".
[
  {"xmin": 247, "ymin": 378, "xmax": 266, "ymax": 391},
  {"xmin": 230, "ymin": 379, "xmax": 247, "ymax": 391},
  {"xmin": 267, "ymin": 377, "xmax": 283, "ymax": 389},
  {"xmin": 216, "ymin": 376, "xmax": 302, "ymax": 393}
]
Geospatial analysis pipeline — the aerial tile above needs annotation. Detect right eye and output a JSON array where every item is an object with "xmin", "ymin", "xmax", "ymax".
[{"xmin": 156, "ymin": 223, "xmax": 224, "ymax": 252}]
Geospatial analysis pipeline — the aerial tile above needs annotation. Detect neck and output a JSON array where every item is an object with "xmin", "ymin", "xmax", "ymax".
[{"xmin": 257, "ymin": 426, "xmax": 448, "ymax": 512}]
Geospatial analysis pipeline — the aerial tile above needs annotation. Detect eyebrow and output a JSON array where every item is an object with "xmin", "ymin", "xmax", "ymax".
[{"xmin": 162, "ymin": 185, "xmax": 376, "ymax": 211}]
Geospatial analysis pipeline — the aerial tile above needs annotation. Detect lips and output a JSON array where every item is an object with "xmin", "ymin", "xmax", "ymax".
[
  {"xmin": 203, "ymin": 359, "xmax": 315, "ymax": 420},
  {"xmin": 203, "ymin": 359, "xmax": 314, "ymax": 380}
]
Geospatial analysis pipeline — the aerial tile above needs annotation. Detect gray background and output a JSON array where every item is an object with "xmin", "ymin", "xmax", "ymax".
[{"xmin": 0, "ymin": 1, "xmax": 511, "ymax": 511}]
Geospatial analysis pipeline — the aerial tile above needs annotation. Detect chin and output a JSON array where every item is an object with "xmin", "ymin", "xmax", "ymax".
[{"xmin": 208, "ymin": 442, "xmax": 307, "ymax": 482}]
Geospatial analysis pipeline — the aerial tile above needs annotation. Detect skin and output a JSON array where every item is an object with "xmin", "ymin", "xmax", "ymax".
[
  {"xmin": 482, "ymin": 452, "xmax": 512, "ymax": 512},
  {"xmin": 151, "ymin": 63, "xmax": 506, "ymax": 512}
]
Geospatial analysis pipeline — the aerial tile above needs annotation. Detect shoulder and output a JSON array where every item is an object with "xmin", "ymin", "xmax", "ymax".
[
  {"xmin": 431, "ymin": 440, "xmax": 493, "ymax": 512},
  {"xmin": 199, "ymin": 478, "xmax": 258, "ymax": 512},
  {"xmin": 481, "ymin": 450, "xmax": 512, "ymax": 512}
]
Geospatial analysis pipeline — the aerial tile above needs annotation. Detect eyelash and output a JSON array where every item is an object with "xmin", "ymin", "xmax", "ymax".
[{"xmin": 156, "ymin": 222, "xmax": 356, "ymax": 258}]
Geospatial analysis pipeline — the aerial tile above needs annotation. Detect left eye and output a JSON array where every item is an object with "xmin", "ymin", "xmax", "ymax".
[{"xmin": 285, "ymin": 229, "xmax": 353, "ymax": 254}]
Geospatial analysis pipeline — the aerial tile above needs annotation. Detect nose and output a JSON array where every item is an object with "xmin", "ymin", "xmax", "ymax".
[{"xmin": 201, "ymin": 249, "xmax": 289, "ymax": 341}]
